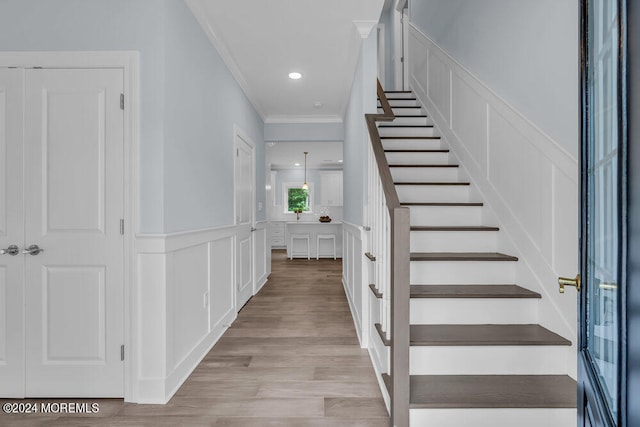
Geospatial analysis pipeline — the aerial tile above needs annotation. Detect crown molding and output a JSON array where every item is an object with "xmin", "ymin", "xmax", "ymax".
[
  {"xmin": 352, "ymin": 20, "xmax": 378, "ymax": 38},
  {"xmin": 185, "ymin": 0, "xmax": 267, "ymax": 120}
]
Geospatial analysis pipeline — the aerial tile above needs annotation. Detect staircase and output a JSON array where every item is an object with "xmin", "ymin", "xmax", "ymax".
[{"xmin": 367, "ymin": 88, "xmax": 577, "ymax": 426}]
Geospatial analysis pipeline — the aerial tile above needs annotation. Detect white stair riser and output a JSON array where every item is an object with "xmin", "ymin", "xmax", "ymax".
[
  {"xmin": 385, "ymin": 151, "xmax": 450, "ymax": 165},
  {"xmin": 410, "ymin": 408, "xmax": 576, "ymax": 427},
  {"xmin": 391, "ymin": 167, "xmax": 459, "ymax": 182},
  {"xmin": 410, "ymin": 298, "xmax": 538, "ymax": 324},
  {"xmin": 378, "ymin": 126, "xmax": 436, "ymax": 137},
  {"xmin": 382, "ymin": 138, "xmax": 443, "ymax": 150},
  {"xmin": 410, "ymin": 261, "xmax": 516, "ymax": 284},
  {"xmin": 408, "ymin": 206, "xmax": 483, "ymax": 226},
  {"xmin": 377, "ymin": 107, "xmax": 424, "ymax": 115},
  {"xmin": 386, "ymin": 116, "xmax": 431, "ymax": 126},
  {"xmin": 379, "ymin": 99, "xmax": 418, "ymax": 107},
  {"xmin": 410, "ymin": 346, "xmax": 571, "ymax": 375},
  {"xmin": 410, "ymin": 230, "xmax": 498, "ymax": 252},
  {"xmin": 397, "ymin": 185, "xmax": 470, "ymax": 203},
  {"xmin": 383, "ymin": 92, "xmax": 415, "ymax": 99}
]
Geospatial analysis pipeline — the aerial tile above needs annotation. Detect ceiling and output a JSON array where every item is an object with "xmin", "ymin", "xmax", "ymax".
[{"xmin": 186, "ymin": 0, "xmax": 385, "ymax": 123}]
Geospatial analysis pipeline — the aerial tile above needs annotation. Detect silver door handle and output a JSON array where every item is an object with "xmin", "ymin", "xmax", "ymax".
[
  {"xmin": 0, "ymin": 245, "xmax": 20, "ymax": 256},
  {"xmin": 22, "ymin": 244, "xmax": 44, "ymax": 256}
]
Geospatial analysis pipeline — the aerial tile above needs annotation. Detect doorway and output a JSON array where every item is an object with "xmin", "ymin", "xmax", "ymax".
[
  {"xmin": 234, "ymin": 127, "xmax": 256, "ymax": 311},
  {"xmin": 0, "ymin": 66, "xmax": 125, "ymax": 397},
  {"xmin": 577, "ymin": 0, "xmax": 640, "ymax": 424}
]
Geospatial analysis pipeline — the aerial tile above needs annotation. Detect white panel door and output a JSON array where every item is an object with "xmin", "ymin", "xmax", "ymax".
[
  {"xmin": 235, "ymin": 132, "xmax": 254, "ymax": 311},
  {"xmin": 0, "ymin": 68, "xmax": 25, "ymax": 397},
  {"xmin": 23, "ymin": 69, "xmax": 124, "ymax": 396}
]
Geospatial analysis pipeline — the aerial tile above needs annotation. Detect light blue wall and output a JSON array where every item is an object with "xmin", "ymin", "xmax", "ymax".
[
  {"xmin": 0, "ymin": 0, "xmax": 167, "ymax": 232},
  {"xmin": 163, "ymin": 0, "xmax": 265, "ymax": 231},
  {"xmin": 410, "ymin": 0, "xmax": 579, "ymax": 157},
  {"xmin": 379, "ymin": 7, "xmax": 395, "ymax": 90},
  {"xmin": 0, "ymin": 0, "xmax": 265, "ymax": 232},
  {"xmin": 343, "ymin": 32, "xmax": 378, "ymax": 225}
]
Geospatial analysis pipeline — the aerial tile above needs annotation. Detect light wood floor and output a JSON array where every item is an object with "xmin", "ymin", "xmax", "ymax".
[{"xmin": 1, "ymin": 250, "xmax": 389, "ymax": 426}]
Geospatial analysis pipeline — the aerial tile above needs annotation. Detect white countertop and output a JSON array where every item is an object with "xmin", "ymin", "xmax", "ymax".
[{"xmin": 285, "ymin": 221, "xmax": 342, "ymax": 225}]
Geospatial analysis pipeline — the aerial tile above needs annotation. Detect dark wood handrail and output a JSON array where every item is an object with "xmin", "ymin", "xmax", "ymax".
[
  {"xmin": 365, "ymin": 80, "xmax": 399, "ymax": 210},
  {"xmin": 365, "ymin": 80, "xmax": 411, "ymax": 427}
]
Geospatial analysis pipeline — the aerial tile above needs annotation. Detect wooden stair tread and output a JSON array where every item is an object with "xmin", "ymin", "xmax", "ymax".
[
  {"xmin": 410, "ymin": 226, "xmax": 498, "ymax": 232},
  {"xmin": 410, "ymin": 284, "xmax": 541, "ymax": 299},
  {"xmin": 409, "ymin": 324, "xmax": 571, "ymax": 346},
  {"xmin": 395, "ymin": 182, "xmax": 469, "ymax": 186},
  {"xmin": 369, "ymin": 284, "xmax": 382, "ymax": 299},
  {"xmin": 409, "ymin": 375, "xmax": 577, "ymax": 408},
  {"xmin": 410, "ymin": 252, "xmax": 518, "ymax": 261},
  {"xmin": 389, "ymin": 163, "xmax": 457, "ymax": 167},
  {"xmin": 402, "ymin": 202, "xmax": 483, "ymax": 207},
  {"xmin": 374, "ymin": 323, "xmax": 390, "ymax": 346}
]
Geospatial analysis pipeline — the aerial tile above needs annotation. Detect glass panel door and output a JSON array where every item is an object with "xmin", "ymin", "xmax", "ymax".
[{"xmin": 579, "ymin": 0, "xmax": 626, "ymax": 425}]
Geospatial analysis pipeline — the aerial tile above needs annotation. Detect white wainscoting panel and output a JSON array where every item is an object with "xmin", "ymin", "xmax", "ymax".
[
  {"xmin": 133, "ymin": 224, "xmax": 258, "ymax": 403},
  {"xmin": 342, "ymin": 222, "xmax": 364, "ymax": 344},
  {"xmin": 409, "ymin": 24, "xmax": 579, "ymax": 377}
]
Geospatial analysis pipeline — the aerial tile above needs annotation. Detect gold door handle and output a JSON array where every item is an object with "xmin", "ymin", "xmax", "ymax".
[{"xmin": 558, "ymin": 274, "xmax": 581, "ymax": 293}]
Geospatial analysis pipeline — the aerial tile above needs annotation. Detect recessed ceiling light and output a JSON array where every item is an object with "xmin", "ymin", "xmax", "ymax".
[
  {"xmin": 288, "ymin": 72, "xmax": 302, "ymax": 80},
  {"xmin": 313, "ymin": 102, "xmax": 323, "ymax": 108},
  {"xmin": 294, "ymin": 162, "xmax": 301, "ymax": 166},
  {"xmin": 338, "ymin": 160, "xmax": 343, "ymax": 163}
]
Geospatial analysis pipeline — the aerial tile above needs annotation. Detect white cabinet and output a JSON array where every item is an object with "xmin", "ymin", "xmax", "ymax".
[
  {"xmin": 270, "ymin": 221, "xmax": 286, "ymax": 248},
  {"xmin": 320, "ymin": 171, "xmax": 343, "ymax": 206}
]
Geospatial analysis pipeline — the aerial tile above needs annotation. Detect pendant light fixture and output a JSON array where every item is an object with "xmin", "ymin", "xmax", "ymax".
[{"xmin": 301, "ymin": 151, "xmax": 309, "ymax": 190}]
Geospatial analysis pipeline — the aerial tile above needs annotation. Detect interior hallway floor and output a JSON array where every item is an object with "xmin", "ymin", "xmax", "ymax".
[{"xmin": 0, "ymin": 250, "xmax": 389, "ymax": 426}]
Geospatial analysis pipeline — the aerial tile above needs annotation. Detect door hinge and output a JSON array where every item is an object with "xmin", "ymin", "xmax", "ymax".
[
  {"xmin": 237, "ymin": 148, "xmax": 239, "ymax": 157},
  {"xmin": 120, "ymin": 93, "xmax": 124, "ymax": 110},
  {"xmin": 120, "ymin": 345, "xmax": 125, "ymax": 361},
  {"xmin": 120, "ymin": 219, "xmax": 124, "ymax": 235}
]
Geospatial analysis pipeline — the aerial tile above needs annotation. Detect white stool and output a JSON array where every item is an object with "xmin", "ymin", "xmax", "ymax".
[
  {"xmin": 290, "ymin": 234, "xmax": 310, "ymax": 260},
  {"xmin": 316, "ymin": 234, "xmax": 336, "ymax": 260}
]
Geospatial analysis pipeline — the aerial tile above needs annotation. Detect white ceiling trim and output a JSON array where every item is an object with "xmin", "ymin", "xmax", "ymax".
[
  {"xmin": 353, "ymin": 20, "xmax": 379, "ymax": 38},
  {"xmin": 185, "ymin": 0, "xmax": 267, "ymax": 120},
  {"xmin": 265, "ymin": 115, "xmax": 344, "ymax": 124}
]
